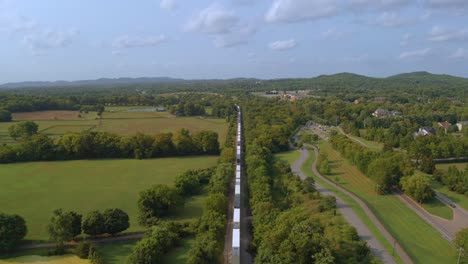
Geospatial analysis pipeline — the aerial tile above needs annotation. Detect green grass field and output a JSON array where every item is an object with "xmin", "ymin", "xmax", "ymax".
[
  {"xmin": 0, "ymin": 156, "xmax": 218, "ymax": 241},
  {"xmin": 0, "ymin": 110, "xmax": 228, "ymax": 145},
  {"xmin": 319, "ymin": 141, "xmax": 457, "ymax": 264},
  {"xmin": 275, "ymin": 149, "xmax": 403, "ymax": 264},
  {"xmin": 0, "ymin": 255, "xmax": 88, "ymax": 264},
  {"xmin": 436, "ymin": 162, "xmax": 468, "ymax": 171}
]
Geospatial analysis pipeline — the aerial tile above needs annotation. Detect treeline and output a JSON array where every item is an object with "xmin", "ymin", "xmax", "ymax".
[
  {"xmin": 330, "ymin": 134, "xmax": 414, "ymax": 193},
  {"xmin": 434, "ymin": 165, "xmax": 468, "ymax": 195},
  {"xmin": 0, "ymin": 128, "xmax": 220, "ymax": 163},
  {"xmin": 242, "ymin": 97, "xmax": 375, "ymax": 263}
]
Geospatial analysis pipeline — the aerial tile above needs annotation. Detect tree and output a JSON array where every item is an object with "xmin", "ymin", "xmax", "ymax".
[
  {"xmin": 320, "ymin": 159, "xmax": 331, "ymax": 175},
  {"xmin": 401, "ymin": 174, "xmax": 434, "ymax": 203},
  {"xmin": 138, "ymin": 185, "xmax": 184, "ymax": 226},
  {"xmin": 0, "ymin": 109, "xmax": 12, "ymax": 122},
  {"xmin": 0, "ymin": 213, "xmax": 27, "ymax": 252},
  {"xmin": 8, "ymin": 121, "xmax": 38, "ymax": 139},
  {"xmin": 174, "ymin": 129, "xmax": 195, "ymax": 155},
  {"xmin": 75, "ymin": 241, "xmax": 91, "ymax": 259},
  {"xmin": 82, "ymin": 211, "xmax": 105, "ymax": 236},
  {"xmin": 128, "ymin": 223, "xmax": 179, "ymax": 264},
  {"xmin": 174, "ymin": 170, "xmax": 202, "ymax": 196},
  {"xmin": 47, "ymin": 209, "xmax": 82, "ymax": 243},
  {"xmin": 319, "ymin": 195, "xmax": 336, "ymax": 212},
  {"xmin": 103, "ymin": 208, "xmax": 129, "ymax": 235},
  {"xmin": 455, "ymin": 228, "xmax": 468, "ymax": 263}
]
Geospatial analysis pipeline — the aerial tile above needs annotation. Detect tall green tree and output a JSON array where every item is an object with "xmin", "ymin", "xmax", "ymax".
[
  {"xmin": 102, "ymin": 208, "xmax": 130, "ymax": 235},
  {"xmin": 82, "ymin": 211, "xmax": 105, "ymax": 237},
  {"xmin": 8, "ymin": 121, "xmax": 38, "ymax": 139},
  {"xmin": 137, "ymin": 185, "xmax": 184, "ymax": 226},
  {"xmin": 0, "ymin": 109, "xmax": 12, "ymax": 122},
  {"xmin": 47, "ymin": 209, "xmax": 82, "ymax": 243},
  {"xmin": 401, "ymin": 174, "xmax": 434, "ymax": 203},
  {"xmin": 0, "ymin": 213, "xmax": 27, "ymax": 252}
]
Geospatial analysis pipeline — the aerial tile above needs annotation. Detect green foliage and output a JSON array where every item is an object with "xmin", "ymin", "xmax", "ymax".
[
  {"xmin": 82, "ymin": 210, "xmax": 105, "ymax": 237},
  {"xmin": 0, "ymin": 109, "xmax": 12, "ymax": 122},
  {"xmin": 102, "ymin": 208, "xmax": 130, "ymax": 235},
  {"xmin": 0, "ymin": 212, "xmax": 27, "ymax": 252},
  {"xmin": 75, "ymin": 241, "xmax": 91, "ymax": 259},
  {"xmin": 319, "ymin": 195, "xmax": 337, "ymax": 212},
  {"xmin": 174, "ymin": 168, "xmax": 213, "ymax": 196},
  {"xmin": 127, "ymin": 223, "xmax": 179, "ymax": 264},
  {"xmin": 435, "ymin": 165, "xmax": 468, "ymax": 195},
  {"xmin": 137, "ymin": 184, "xmax": 184, "ymax": 226},
  {"xmin": 8, "ymin": 121, "xmax": 38, "ymax": 139},
  {"xmin": 47, "ymin": 209, "xmax": 82, "ymax": 243},
  {"xmin": 401, "ymin": 174, "xmax": 435, "ymax": 203},
  {"xmin": 455, "ymin": 228, "xmax": 468, "ymax": 263},
  {"xmin": 88, "ymin": 245, "xmax": 104, "ymax": 264}
]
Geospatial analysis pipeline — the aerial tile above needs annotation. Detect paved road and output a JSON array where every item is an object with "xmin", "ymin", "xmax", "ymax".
[
  {"xmin": 291, "ymin": 146, "xmax": 413, "ymax": 264},
  {"xmin": 336, "ymin": 126, "xmax": 468, "ymax": 241}
]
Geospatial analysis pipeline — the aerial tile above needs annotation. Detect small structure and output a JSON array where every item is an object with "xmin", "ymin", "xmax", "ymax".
[
  {"xmin": 372, "ymin": 109, "xmax": 401, "ymax": 118},
  {"xmin": 456, "ymin": 121, "xmax": 468, "ymax": 131},
  {"xmin": 415, "ymin": 127, "xmax": 436, "ymax": 137},
  {"xmin": 156, "ymin": 106, "xmax": 166, "ymax": 112},
  {"xmin": 437, "ymin": 121, "xmax": 451, "ymax": 134}
]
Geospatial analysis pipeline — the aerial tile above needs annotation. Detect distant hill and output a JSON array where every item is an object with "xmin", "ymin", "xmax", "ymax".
[{"xmin": 0, "ymin": 77, "xmax": 185, "ymax": 89}]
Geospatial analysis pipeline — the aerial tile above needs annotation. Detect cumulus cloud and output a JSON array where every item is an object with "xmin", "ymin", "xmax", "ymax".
[
  {"xmin": 160, "ymin": 0, "xmax": 177, "ymax": 11},
  {"xmin": 450, "ymin": 48, "xmax": 466, "ymax": 59},
  {"xmin": 269, "ymin": 39, "xmax": 297, "ymax": 51},
  {"xmin": 399, "ymin": 48, "xmax": 431, "ymax": 59},
  {"xmin": 265, "ymin": 0, "xmax": 338, "ymax": 23},
  {"xmin": 184, "ymin": 4, "xmax": 239, "ymax": 34},
  {"xmin": 429, "ymin": 26, "xmax": 468, "ymax": 42},
  {"xmin": 426, "ymin": 0, "xmax": 468, "ymax": 9},
  {"xmin": 112, "ymin": 35, "xmax": 167, "ymax": 49}
]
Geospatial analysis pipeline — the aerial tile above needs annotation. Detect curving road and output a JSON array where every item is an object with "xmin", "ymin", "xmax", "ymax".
[{"xmin": 291, "ymin": 146, "xmax": 413, "ymax": 264}]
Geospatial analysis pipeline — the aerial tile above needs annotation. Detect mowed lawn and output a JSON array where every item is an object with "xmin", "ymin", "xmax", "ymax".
[
  {"xmin": 0, "ymin": 156, "xmax": 218, "ymax": 241},
  {"xmin": 319, "ymin": 141, "xmax": 457, "ymax": 264},
  {"xmin": 0, "ymin": 255, "xmax": 89, "ymax": 264}
]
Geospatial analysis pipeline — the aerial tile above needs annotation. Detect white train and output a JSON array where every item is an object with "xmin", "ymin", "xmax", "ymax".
[{"xmin": 232, "ymin": 105, "xmax": 242, "ymax": 264}]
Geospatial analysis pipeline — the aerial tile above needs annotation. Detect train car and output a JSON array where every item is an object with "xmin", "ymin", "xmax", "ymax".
[
  {"xmin": 234, "ymin": 184, "xmax": 241, "ymax": 208},
  {"xmin": 233, "ymin": 208, "xmax": 240, "ymax": 229},
  {"xmin": 232, "ymin": 229, "xmax": 240, "ymax": 264},
  {"xmin": 236, "ymin": 169, "xmax": 241, "ymax": 179},
  {"xmin": 236, "ymin": 179, "xmax": 241, "ymax": 185}
]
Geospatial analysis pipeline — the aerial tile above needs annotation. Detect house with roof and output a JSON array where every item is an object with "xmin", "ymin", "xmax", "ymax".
[
  {"xmin": 415, "ymin": 127, "xmax": 437, "ymax": 138},
  {"xmin": 437, "ymin": 121, "xmax": 451, "ymax": 134}
]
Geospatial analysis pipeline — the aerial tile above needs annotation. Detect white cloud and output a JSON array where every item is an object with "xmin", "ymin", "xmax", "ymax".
[
  {"xmin": 429, "ymin": 26, "xmax": 468, "ymax": 42},
  {"xmin": 269, "ymin": 39, "xmax": 297, "ymax": 51},
  {"xmin": 214, "ymin": 23, "xmax": 257, "ymax": 48},
  {"xmin": 23, "ymin": 29, "xmax": 78, "ymax": 53},
  {"xmin": 112, "ymin": 35, "xmax": 167, "ymax": 49},
  {"xmin": 265, "ymin": 0, "xmax": 338, "ymax": 23},
  {"xmin": 400, "ymin": 33, "xmax": 413, "ymax": 46},
  {"xmin": 184, "ymin": 4, "xmax": 239, "ymax": 34},
  {"xmin": 160, "ymin": 0, "xmax": 177, "ymax": 12},
  {"xmin": 426, "ymin": 0, "xmax": 468, "ymax": 9},
  {"xmin": 375, "ymin": 12, "xmax": 411, "ymax": 27},
  {"xmin": 399, "ymin": 48, "xmax": 431, "ymax": 59},
  {"xmin": 321, "ymin": 28, "xmax": 349, "ymax": 40},
  {"xmin": 450, "ymin": 48, "xmax": 466, "ymax": 59},
  {"xmin": 349, "ymin": 0, "xmax": 412, "ymax": 10}
]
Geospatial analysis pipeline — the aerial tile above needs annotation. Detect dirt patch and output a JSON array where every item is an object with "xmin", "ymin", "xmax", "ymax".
[{"xmin": 13, "ymin": 111, "xmax": 81, "ymax": 121}]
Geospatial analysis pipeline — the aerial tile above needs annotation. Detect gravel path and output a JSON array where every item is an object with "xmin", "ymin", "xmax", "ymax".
[{"xmin": 291, "ymin": 146, "xmax": 413, "ymax": 264}]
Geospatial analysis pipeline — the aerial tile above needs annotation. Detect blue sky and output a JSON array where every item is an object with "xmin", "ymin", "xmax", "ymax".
[{"xmin": 0, "ymin": 0, "xmax": 467, "ymax": 83}]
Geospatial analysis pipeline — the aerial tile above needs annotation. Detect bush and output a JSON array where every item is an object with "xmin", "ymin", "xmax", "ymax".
[
  {"xmin": 0, "ymin": 213, "xmax": 27, "ymax": 252},
  {"xmin": 75, "ymin": 241, "xmax": 91, "ymax": 259},
  {"xmin": 82, "ymin": 211, "xmax": 105, "ymax": 236},
  {"xmin": 319, "ymin": 195, "xmax": 337, "ymax": 212},
  {"xmin": 103, "ymin": 208, "xmax": 130, "ymax": 235},
  {"xmin": 137, "ymin": 185, "xmax": 184, "ymax": 226}
]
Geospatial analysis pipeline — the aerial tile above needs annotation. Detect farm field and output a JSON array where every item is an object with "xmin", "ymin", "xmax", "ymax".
[
  {"xmin": 0, "ymin": 110, "xmax": 228, "ymax": 144},
  {"xmin": 275, "ymin": 149, "xmax": 403, "ymax": 264},
  {"xmin": 0, "ymin": 156, "xmax": 218, "ymax": 240},
  {"xmin": 318, "ymin": 141, "xmax": 457, "ymax": 264}
]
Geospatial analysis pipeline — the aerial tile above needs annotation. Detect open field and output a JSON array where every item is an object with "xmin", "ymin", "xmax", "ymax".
[
  {"xmin": 275, "ymin": 149, "xmax": 404, "ymax": 264},
  {"xmin": 98, "ymin": 239, "xmax": 138, "ymax": 264},
  {"xmin": 319, "ymin": 141, "xmax": 457, "ymax": 264},
  {"xmin": 436, "ymin": 162, "xmax": 468, "ymax": 171},
  {"xmin": 421, "ymin": 197, "xmax": 453, "ymax": 220},
  {"xmin": 0, "ymin": 110, "xmax": 228, "ymax": 144},
  {"xmin": 0, "ymin": 255, "xmax": 88, "ymax": 264},
  {"xmin": 0, "ymin": 156, "xmax": 218, "ymax": 240}
]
